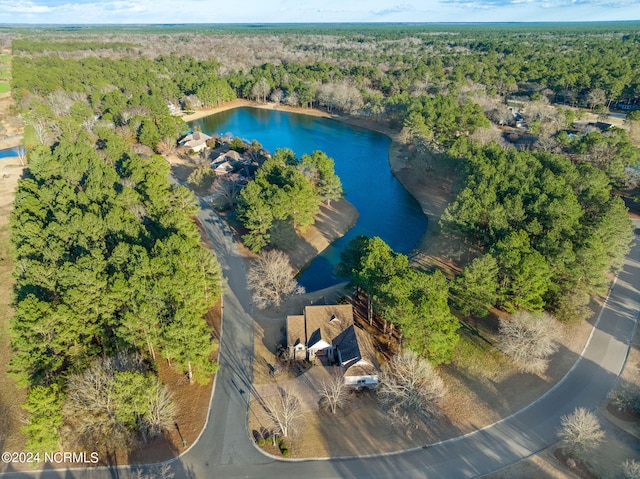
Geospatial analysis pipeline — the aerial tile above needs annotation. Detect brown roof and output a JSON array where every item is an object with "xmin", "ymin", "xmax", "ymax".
[
  {"xmin": 304, "ymin": 304, "xmax": 353, "ymax": 349},
  {"xmin": 180, "ymin": 131, "xmax": 211, "ymax": 148},
  {"xmin": 287, "ymin": 304, "xmax": 379, "ymax": 381},
  {"xmin": 214, "ymin": 161, "xmax": 234, "ymax": 175},
  {"xmin": 225, "ymin": 150, "xmax": 243, "ymax": 162},
  {"xmin": 344, "ymin": 362, "xmax": 378, "ymax": 378},
  {"xmin": 286, "ymin": 315, "xmax": 305, "ymax": 349},
  {"xmin": 214, "ymin": 150, "xmax": 244, "ymax": 163},
  {"xmin": 287, "ymin": 304, "xmax": 353, "ymax": 350},
  {"xmin": 349, "ymin": 328, "xmax": 379, "ymax": 371}
]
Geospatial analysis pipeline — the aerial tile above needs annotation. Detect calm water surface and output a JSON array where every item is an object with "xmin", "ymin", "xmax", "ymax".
[
  {"xmin": 0, "ymin": 146, "xmax": 19, "ymax": 158},
  {"xmin": 191, "ymin": 107, "xmax": 427, "ymax": 291}
]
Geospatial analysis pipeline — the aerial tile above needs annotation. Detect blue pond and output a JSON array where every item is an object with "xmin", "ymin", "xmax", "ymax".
[
  {"xmin": 0, "ymin": 146, "xmax": 20, "ymax": 158},
  {"xmin": 191, "ymin": 107, "xmax": 427, "ymax": 291}
]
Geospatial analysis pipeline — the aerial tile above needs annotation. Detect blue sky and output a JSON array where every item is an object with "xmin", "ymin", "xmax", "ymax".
[{"xmin": 0, "ymin": 0, "xmax": 637, "ymax": 23}]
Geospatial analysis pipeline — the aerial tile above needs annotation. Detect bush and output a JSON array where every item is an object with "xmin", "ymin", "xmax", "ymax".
[
  {"xmin": 187, "ymin": 166, "xmax": 216, "ymax": 190},
  {"xmin": 609, "ymin": 385, "xmax": 640, "ymax": 414},
  {"xmin": 377, "ymin": 350, "xmax": 446, "ymax": 420},
  {"xmin": 282, "ymin": 449, "xmax": 289, "ymax": 457},
  {"xmin": 623, "ymin": 459, "xmax": 640, "ymax": 479},
  {"xmin": 554, "ymin": 289, "xmax": 592, "ymax": 324},
  {"xmin": 257, "ymin": 438, "xmax": 266, "ymax": 447},
  {"xmin": 498, "ymin": 311, "xmax": 559, "ymax": 375},
  {"xmin": 229, "ymin": 137, "xmax": 247, "ymax": 153}
]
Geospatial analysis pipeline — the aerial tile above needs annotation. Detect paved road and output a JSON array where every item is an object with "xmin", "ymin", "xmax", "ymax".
[{"xmin": 2, "ymin": 212, "xmax": 638, "ymax": 479}]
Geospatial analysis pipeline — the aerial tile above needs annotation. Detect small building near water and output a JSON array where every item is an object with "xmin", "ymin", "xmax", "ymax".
[{"xmin": 179, "ymin": 131, "xmax": 211, "ymax": 153}]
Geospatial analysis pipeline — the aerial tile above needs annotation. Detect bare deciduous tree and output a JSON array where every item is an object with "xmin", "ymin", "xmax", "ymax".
[
  {"xmin": 251, "ymin": 78, "xmax": 271, "ymax": 104},
  {"xmin": 587, "ymin": 88, "xmax": 607, "ymax": 109},
  {"xmin": 486, "ymin": 105, "xmax": 513, "ymax": 126},
  {"xmin": 63, "ymin": 357, "xmax": 130, "ymax": 451},
  {"xmin": 558, "ymin": 407, "xmax": 605, "ymax": 459},
  {"xmin": 584, "ymin": 141, "xmax": 617, "ymax": 169},
  {"xmin": 16, "ymin": 145, "xmax": 27, "ymax": 166},
  {"xmin": 534, "ymin": 134, "xmax": 560, "ymax": 153},
  {"xmin": 623, "ymin": 459, "xmax": 640, "ymax": 479},
  {"xmin": 129, "ymin": 464, "xmax": 175, "ymax": 479},
  {"xmin": 62, "ymin": 355, "xmax": 175, "ymax": 451},
  {"xmin": 145, "ymin": 383, "xmax": 176, "ymax": 439},
  {"xmin": 247, "ymin": 250, "xmax": 304, "ymax": 309},
  {"xmin": 270, "ymin": 89, "xmax": 284, "ymax": 104},
  {"xmin": 264, "ymin": 388, "xmax": 302, "ymax": 438},
  {"xmin": 114, "ymin": 125, "xmax": 137, "ymax": 144},
  {"xmin": 319, "ymin": 370, "xmax": 348, "ymax": 414},
  {"xmin": 156, "ymin": 137, "xmax": 177, "ymax": 156},
  {"xmin": 47, "ymin": 90, "xmax": 74, "ymax": 117},
  {"xmin": 470, "ymin": 127, "xmax": 503, "ymax": 146},
  {"xmin": 498, "ymin": 311, "xmax": 559, "ymax": 375},
  {"xmin": 316, "ymin": 82, "xmax": 364, "ymax": 114},
  {"xmin": 182, "ymin": 94, "xmax": 202, "ymax": 110},
  {"xmin": 31, "ymin": 120, "xmax": 50, "ymax": 146},
  {"xmin": 214, "ymin": 176, "xmax": 243, "ymax": 208},
  {"xmin": 378, "ymin": 350, "xmax": 446, "ymax": 419},
  {"xmin": 284, "ymin": 91, "xmax": 299, "ymax": 107}
]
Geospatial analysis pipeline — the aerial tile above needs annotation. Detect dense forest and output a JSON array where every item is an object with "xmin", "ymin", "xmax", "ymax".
[
  {"xmin": 4, "ymin": 23, "xmax": 640, "ymax": 451},
  {"xmin": 8, "ymin": 44, "xmax": 224, "ymax": 452},
  {"xmin": 9, "ymin": 24, "xmax": 640, "ymax": 108},
  {"xmin": 444, "ymin": 140, "xmax": 632, "ymax": 320}
]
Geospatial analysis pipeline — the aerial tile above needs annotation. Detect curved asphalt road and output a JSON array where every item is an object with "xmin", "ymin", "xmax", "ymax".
[{"xmin": 2, "ymin": 209, "xmax": 639, "ymax": 479}]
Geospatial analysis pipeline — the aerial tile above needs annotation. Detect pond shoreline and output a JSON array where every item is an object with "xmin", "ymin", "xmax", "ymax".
[{"xmin": 183, "ymin": 100, "xmax": 436, "ymax": 267}]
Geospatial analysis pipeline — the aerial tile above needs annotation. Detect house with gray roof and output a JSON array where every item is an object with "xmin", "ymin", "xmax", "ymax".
[{"xmin": 286, "ymin": 304, "xmax": 379, "ymax": 388}]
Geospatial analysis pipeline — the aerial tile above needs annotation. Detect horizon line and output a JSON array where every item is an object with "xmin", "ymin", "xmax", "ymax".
[{"xmin": 1, "ymin": 20, "xmax": 640, "ymax": 27}]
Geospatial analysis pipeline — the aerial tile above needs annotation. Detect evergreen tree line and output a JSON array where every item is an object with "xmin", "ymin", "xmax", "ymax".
[
  {"xmin": 443, "ymin": 140, "xmax": 633, "ymax": 321},
  {"xmin": 337, "ymin": 236, "xmax": 459, "ymax": 365},
  {"xmin": 236, "ymin": 148, "xmax": 343, "ymax": 252},
  {"xmin": 10, "ymin": 125, "xmax": 222, "ymax": 450}
]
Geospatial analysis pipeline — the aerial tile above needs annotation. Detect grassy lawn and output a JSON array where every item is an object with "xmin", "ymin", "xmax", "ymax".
[{"xmin": 0, "ymin": 83, "xmax": 9, "ymax": 94}]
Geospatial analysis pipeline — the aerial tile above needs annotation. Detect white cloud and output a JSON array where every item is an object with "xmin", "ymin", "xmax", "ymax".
[
  {"xmin": 370, "ymin": 3, "xmax": 414, "ymax": 15},
  {"xmin": 0, "ymin": 0, "xmax": 51, "ymax": 13}
]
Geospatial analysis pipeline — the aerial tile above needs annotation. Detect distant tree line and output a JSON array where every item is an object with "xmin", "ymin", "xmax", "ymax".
[
  {"xmin": 12, "ymin": 39, "xmax": 136, "ymax": 54},
  {"xmin": 11, "ymin": 26, "xmax": 640, "ymax": 116}
]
